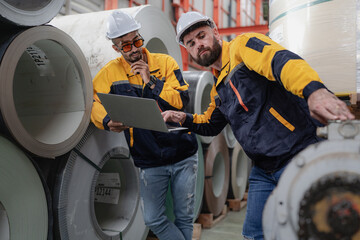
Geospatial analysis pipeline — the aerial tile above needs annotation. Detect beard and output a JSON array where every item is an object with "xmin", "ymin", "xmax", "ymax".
[
  {"xmin": 192, "ymin": 36, "xmax": 222, "ymax": 67},
  {"xmin": 124, "ymin": 50, "xmax": 142, "ymax": 63}
]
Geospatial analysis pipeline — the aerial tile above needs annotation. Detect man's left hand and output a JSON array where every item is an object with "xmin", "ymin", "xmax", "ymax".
[
  {"xmin": 307, "ymin": 88, "xmax": 355, "ymax": 125},
  {"xmin": 130, "ymin": 59, "xmax": 150, "ymax": 83}
]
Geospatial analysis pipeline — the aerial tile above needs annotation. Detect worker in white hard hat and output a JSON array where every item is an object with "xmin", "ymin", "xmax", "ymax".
[
  {"xmin": 91, "ymin": 10, "xmax": 199, "ymax": 240},
  {"xmin": 162, "ymin": 11, "xmax": 355, "ymax": 240}
]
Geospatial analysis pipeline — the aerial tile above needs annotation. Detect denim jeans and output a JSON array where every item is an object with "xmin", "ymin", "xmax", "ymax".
[
  {"xmin": 139, "ymin": 153, "xmax": 198, "ymax": 240},
  {"xmin": 242, "ymin": 164, "xmax": 286, "ymax": 240}
]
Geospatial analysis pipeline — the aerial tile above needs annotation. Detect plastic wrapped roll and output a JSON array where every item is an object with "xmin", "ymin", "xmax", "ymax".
[
  {"xmin": 269, "ymin": 0, "xmax": 357, "ymax": 94},
  {"xmin": 0, "ymin": 135, "xmax": 48, "ymax": 240},
  {"xmin": 0, "ymin": 25, "xmax": 92, "ymax": 158},
  {"xmin": 227, "ymin": 142, "xmax": 250, "ymax": 200},
  {"xmin": 202, "ymin": 132, "xmax": 230, "ymax": 217},
  {"xmin": 54, "ymin": 124, "xmax": 147, "ymax": 240},
  {"xmin": 50, "ymin": 5, "xmax": 183, "ymax": 78},
  {"xmin": 0, "ymin": 0, "xmax": 65, "ymax": 26},
  {"xmin": 183, "ymin": 71, "xmax": 215, "ymax": 144}
]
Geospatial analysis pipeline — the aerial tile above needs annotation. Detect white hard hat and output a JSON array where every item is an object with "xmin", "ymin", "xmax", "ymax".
[
  {"xmin": 176, "ymin": 11, "xmax": 213, "ymax": 47},
  {"xmin": 106, "ymin": 10, "xmax": 141, "ymax": 39}
]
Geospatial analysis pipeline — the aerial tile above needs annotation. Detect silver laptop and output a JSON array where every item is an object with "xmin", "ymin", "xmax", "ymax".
[{"xmin": 97, "ymin": 93, "xmax": 188, "ymax": 133}]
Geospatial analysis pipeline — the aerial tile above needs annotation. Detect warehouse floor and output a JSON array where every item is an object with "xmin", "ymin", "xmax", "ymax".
[
  {"xmin": 146, "ymin": 204, "xmax": 247, "ymax": 240},
  {"xmin": 200, "ymin": 205, "xmax": 246, "ymax": 240}
]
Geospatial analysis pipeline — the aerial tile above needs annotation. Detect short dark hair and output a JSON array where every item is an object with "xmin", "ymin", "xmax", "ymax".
[{"xmin": 180, "ymin": 20, "xmax": 213, "ymax": 45}]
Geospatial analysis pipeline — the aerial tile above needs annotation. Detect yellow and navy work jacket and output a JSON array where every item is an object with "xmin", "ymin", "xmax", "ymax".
[
  {"xmin": 91, "ymin": 48, "xmax": 197, "ymax": 168},
  {"xmin": 183, "ymin": 33, "xmax": 324, "ymax": 172}
]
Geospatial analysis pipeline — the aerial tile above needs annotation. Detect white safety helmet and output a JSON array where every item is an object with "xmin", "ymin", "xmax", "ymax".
[
  {"xmin": 176, "ymin": 11, "xmax": 213, "ymax": 47},
  {"xmin": 106, "ymin": 10, "xmax": 141, "ymax": 39}
]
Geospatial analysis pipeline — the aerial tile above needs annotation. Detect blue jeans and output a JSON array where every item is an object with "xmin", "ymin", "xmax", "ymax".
[
  {"xmin": 139, "ymin": 153, "xmax": 198, "ymax": 240},
  {"xmin": 242, "ymin": 164, "xmax": 286, "ymax": 240}
]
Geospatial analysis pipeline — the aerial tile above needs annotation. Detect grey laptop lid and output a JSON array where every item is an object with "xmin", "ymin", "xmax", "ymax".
[{"xmin": 97, "ymin": 93, "xmax": 187, "ymax": 133}]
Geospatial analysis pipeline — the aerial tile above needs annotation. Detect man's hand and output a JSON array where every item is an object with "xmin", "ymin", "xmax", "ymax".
[
  {"xmin": 130, "ymin": 59, "xmax": 150, "ymax": 84},
  {"xmin": 107, "ymin": 120, "xmax": 129, "ymax": 133},
  {"xmin": 162, "ymin": 110, "xmax": 187, "ymax": 124},
  {"xmin": 307, "ymin": 88, "xmax": 355, "ymax": 125}
]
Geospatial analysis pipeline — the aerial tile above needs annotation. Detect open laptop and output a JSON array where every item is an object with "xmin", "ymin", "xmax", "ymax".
[{"xmin": 97, "ymin": 93, "xmax": 188, "ymax": 133}]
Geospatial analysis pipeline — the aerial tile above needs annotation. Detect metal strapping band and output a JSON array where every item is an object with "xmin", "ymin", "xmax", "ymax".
[{"xmin": 73, "ymin": 148, "xmax": 101, "ymax": 172}]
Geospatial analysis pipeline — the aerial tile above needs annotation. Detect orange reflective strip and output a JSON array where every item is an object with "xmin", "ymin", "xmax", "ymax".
[
  {"xmin": 129, "ymin": 127, "xmax": 134, "ymax": 147},
  {"xmin": 229, "ymin": 80, "xmax": 248, "ymax": 112},
  {"xmin": 156, "ymin": 102, "xmax": 162, "ymax": 112},
  {"xmin": 269, "ymin": 107, "xmax": 295, "ymax": 131}
]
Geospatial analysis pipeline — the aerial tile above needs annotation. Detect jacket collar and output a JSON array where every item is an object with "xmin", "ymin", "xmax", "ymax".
[{"xmin": 212, "ymin": 40, "xmax": 230, "ymax": 87}]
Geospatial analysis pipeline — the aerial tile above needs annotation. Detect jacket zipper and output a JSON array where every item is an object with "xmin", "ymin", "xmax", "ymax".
[{"xmin": 229, "ymin": 79, "xmax": 248, "ymax": 112}]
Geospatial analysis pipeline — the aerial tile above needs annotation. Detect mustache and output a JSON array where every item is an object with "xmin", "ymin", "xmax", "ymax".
[
  {"xmin": 197, "ymin": 47, "xmax": 211, "ymax": 57},
  {"xmin": 130, "ymin": 51, "xmax": 141, "ymax": 58}
]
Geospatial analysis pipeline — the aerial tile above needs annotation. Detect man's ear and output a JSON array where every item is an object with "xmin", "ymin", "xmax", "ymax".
[
  {"xmin": 213, "ymin": 27, "xmax": 221, "ymax": 41},
  {"xmin": 112, "ymin": 44, "xmax": 121, "ymax": 53}
]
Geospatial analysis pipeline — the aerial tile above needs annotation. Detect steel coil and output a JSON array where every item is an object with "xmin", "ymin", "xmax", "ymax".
[
  {"xmin": 54, "ymin": 124, "xmax": 147, "ymax": 240},
  {"xmin": 183, "ymin": 71, "xmax": 215, "ymax": 145},
  {"xmin": 0, "ymin": 0, "xmax": 65, "ymax": 26},
  {"xmin": 0, "ymin": 135, "xmax": 48, "ymax": 240},
  {"xmin": 227, "ymin": 142, "xmax": 250, "ymax": 200},
  {"xmin": 202, "ymin": 132, "xmax": 230, "ymax": 217},
  {"xmin": 0, "ymin": 25, "xmax": 92, "ymax": 158}
]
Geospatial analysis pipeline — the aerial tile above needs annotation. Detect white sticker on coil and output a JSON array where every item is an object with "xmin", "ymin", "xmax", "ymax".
[
  {"xmin": 94, "ymin": 187, "xmax": 120, "ymax": 204},
  {"xmin": 96, "ymin": 173, "xmax": 121, "ymax": 188},
  {"xmin": 25, "ymin": 45, "xmax": 55, "ymax": 77}
]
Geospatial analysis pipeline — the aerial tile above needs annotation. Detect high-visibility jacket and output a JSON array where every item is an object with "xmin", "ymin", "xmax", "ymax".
[
  {"xmin": 183, "ymin": 33, "xmax": 324, "ymax": 171},
  {"xmin": 91, "ymin": 48, "xmax": 197, "ymax": 168}
]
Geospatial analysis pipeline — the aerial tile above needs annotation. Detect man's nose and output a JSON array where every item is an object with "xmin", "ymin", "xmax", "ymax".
[
  {"xmin": 130, "ymin": 46, "xmax": 139, "ymax": 54},
  {"xmin": 196, "ymin": 40, "xmax": 204, "ymax": 50}
]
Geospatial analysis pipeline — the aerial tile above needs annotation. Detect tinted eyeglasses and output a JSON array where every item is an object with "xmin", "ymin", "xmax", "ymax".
[{"xmin": 117, "ymin": 37, "xmax": 144, "ymax": 53}]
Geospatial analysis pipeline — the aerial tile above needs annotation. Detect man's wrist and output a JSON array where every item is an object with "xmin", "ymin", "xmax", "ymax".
[{"xmin": 146, "ymin": 75, "xmax": 157, "ymax": 88}]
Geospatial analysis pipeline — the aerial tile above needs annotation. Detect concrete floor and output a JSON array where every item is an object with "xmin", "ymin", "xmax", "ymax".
[
  {"xmin": 147, "ymin": 205, "xmax": 247, "ymax": 240},
  {"xmin": 200, "ymin": 206, "xmax": 246, "ymax": 240}
]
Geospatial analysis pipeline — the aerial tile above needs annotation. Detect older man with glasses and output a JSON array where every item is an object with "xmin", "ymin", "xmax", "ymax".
[{"xmin": 91, "ymin": 10, "xmax": 199, "ymax": 240}]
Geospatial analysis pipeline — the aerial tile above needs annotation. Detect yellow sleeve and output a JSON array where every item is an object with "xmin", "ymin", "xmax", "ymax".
[
  {"xmin": 236, "ymin": 33, "xmax": 323, "ymax": 98},
  {"xmin": 192, "ymin": 86, "xmax": 217, "ymax": 124},
  {"xmin": 157, "ymin": 55, "xmax": 189, "ymax": 110},
  {"xmin": 90, "ymin": 67, "xmax": 112, "ymax": 130}
]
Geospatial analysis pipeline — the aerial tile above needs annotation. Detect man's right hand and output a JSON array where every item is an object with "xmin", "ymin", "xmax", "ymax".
[
  {"xmin": 107, "ymin": 120, "xmax": 129, "ymax": 133},
  {"xmin": 162, "ymin": 110, "xmax": 187, "ymax": 124}
]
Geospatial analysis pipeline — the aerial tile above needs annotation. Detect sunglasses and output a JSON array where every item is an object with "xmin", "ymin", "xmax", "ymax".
[{"xmin": 117, "ymin": 37, "xmax": 145, "ymax": 53}]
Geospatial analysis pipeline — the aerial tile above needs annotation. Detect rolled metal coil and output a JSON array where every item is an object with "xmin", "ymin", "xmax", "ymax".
[
  {"xmin": 0, "ymin": 135, "xmax": 49, "ymax": 240},
  {"xmin": 0, "ymin": 0, "xmax": 65, "ymax": 26},
  {"xmin": 202, "ymin": 132, "xmax": 230, "ymax": 217},
  {"xmin": 54, "ymin": 124, "xmax": 147, "ymax": 240},
  {"xmin": 0, "ymin": 25, "xmax": 92, "ymax": 158},
  {"xmin": 183, "ymin": 71, "xmax": 215, "ymax": 145}
]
